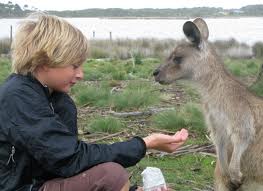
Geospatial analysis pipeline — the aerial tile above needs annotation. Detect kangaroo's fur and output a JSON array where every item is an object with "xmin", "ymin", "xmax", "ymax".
[{"xmin": 153, "ymin": 18, "xmax": 263, "ymax": 191}]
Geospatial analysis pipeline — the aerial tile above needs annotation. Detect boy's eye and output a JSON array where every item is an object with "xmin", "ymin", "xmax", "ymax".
[{"xmin": 72, "ymin": 64, "xmax": 79, "ymax": 69}]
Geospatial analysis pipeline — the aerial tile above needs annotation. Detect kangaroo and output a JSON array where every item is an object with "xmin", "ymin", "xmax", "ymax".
[{"xmin": 153, "ymin": 18, "xmax": 263, "ymax": 191}]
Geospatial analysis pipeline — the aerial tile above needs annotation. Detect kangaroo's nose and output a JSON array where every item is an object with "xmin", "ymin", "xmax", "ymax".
[{"xmin": 153, "ymin": 69, "xmax": 160, "ymax": 76}]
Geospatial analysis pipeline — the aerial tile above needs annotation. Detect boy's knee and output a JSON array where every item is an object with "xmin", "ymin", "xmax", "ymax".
[
  {"xmin": 99, "ymin": 162, "xmax": 129, "ymax": 190},
  {"xmin": 101, "ymin": 162, "xmax": 129, "ymax": 180}
]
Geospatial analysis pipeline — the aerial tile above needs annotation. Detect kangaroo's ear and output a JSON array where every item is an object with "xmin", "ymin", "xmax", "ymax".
[
  {"xmin": 193, "ymin": 18, "xmax": 209, "ymax": 41},
  {"xmin": 183, "ymin": 21, "xmax": 201, "ymax": 46}
]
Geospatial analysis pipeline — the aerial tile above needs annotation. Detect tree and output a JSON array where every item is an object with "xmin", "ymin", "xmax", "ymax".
[{"xmin": 23, "ymin": 4, "xmax": 28, "ymax": 10}]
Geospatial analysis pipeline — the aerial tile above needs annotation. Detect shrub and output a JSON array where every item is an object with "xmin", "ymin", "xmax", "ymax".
[
  {"xmin": 87, "ymin": 116, "xmax": 124, "ymax": 133},
  {"xmin": 0, "ymin": 38, "xmax": 10, "ymax": 54},
  {"xmin": 224, "ymin": 58, "xmax": 260, "ymax": 77},
  {"xmin": 111, "ymin": 81, "xmax": 160, "ymax": 111},
  {"xmin": 152, "ymin": 109, "xmax": 187, "ymax": 131},
  {"xmin": 151, "ymin": 103, "xmax": 206, "ymax": 135},
  {"xmin": 89, "ymin": 47, "xmax": 110, "ymax": 59},
  {"xmin": 134, "ymin": 52, "xmax": 142, "ymax": 65},
  {"xmin": 0, "ymin": 58, "xmax": 11, "ymax": 84},
  {"xmin": 252, "ymin": 42, "xmax": 263, "ymax": 58},
  {"xmin": 250, "ymin": 80, "xmax": 263, "ymax": 97},
  {"xmin": 71, "ymin": 82, "xmax": 111, "ymax": 107}
]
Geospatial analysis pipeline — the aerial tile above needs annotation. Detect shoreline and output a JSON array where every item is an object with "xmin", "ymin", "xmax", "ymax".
[{"xmin": 1, "ymin": 16, "xmax": 263, "ymax": 20}]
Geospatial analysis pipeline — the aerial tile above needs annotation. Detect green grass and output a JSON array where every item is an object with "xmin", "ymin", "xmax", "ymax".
[
  {"xmin": 2, "ymin": 56, "xmax": 263, "ymax": 190},
  {"xmin": 86, "ymin": 116, "xmax": 124, "ymax": 133},
  {"xmin": 151, "ymin": 109, "xmax": 187, "ymax": 131},
  {"xmin": 177, "ymin": 81, "xmax": 201, "ymax": 102},
  {"xmin": 224, "ymin": 58, "xmax": 261, "ymax": 77},
  {"xmin": 128, "ymin": 155, "xmax": 215, "ymax": 190},
  {"xmin": 89, "ymin": 38, "xmax": 177, "ymax": 60},
  {"xmin": 83, "ymin": 58, "xmax": 160, "ymax": 81},
  {"xmin": 0, "ymin": 58, "xmax": 11, "ymax": 84},
  {"xmin": 72, "ymin": 80, "xmax": 161, "ymax": 111},
  {"xmin": 126, "ymin": 58, "xmax": 160, "ymax": 79},
  {"xmin": 250, "ymin": 78, "xmax": 263, "ymax": 97},
  {"xmin": 151, "ymin": 103, "xmax": 206, "ymax": 136},
  {"xmin": 111, "ymin": 81, "xmax": 160, "ymax": 111},
  {"xmin": 71, "ymin": 82, "xmax": 111, "ymax": 107}
]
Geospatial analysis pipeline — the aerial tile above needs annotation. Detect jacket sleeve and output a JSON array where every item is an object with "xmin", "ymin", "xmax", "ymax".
[{"xmin": 4, "ymin": 87, "xmax": 146, "ymax": 177}]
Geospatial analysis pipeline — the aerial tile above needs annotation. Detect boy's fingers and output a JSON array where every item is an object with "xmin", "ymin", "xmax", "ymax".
[
  {"xmin": 172, "ymin": 130, "xmax": 188, "ymax": 142},
  {"xmin": 180, "ymin": 129, "xmax": 189, "ymax": 140}
]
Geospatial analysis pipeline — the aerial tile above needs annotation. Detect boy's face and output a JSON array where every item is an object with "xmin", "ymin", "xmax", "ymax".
[{"xmin": 42, "ymin": 64, "xmax": 84, "ymax": 93}]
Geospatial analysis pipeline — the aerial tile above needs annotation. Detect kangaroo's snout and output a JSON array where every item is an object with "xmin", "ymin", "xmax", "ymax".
[{"xmin": 153, "ymin": 69, "xmax": 160, "ymax": 77}]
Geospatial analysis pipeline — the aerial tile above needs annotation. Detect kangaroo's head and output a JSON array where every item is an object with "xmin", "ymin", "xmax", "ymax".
[{"xmin": 153, "ymin": 18, "xmax": 212, "ymax": 84}]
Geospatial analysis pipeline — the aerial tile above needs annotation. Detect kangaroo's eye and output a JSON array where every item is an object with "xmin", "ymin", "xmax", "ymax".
[{"xmin": 173, "ymin": 56, "xmax": 182, "ymax": 64}]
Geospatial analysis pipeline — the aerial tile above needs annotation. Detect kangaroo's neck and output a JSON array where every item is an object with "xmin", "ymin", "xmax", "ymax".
[{"xmin": 194, "ymin": 56, "xmax": 239, "ymax": 99}]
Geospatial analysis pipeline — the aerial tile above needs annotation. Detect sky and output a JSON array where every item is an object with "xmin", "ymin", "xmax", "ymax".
[{"xmin": 2, "ymin": 0, "xmax": 263, "ymax": 11}]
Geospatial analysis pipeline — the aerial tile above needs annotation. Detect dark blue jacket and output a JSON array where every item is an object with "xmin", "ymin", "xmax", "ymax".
[{"xmin": 0, "ymin": 74, "xmax": 146, "ymax": 191}]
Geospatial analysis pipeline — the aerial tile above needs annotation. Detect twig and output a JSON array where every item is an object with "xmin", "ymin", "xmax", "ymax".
[
  {"xmin": 109, "ymin": 107, "xmax": 175, "ymax": 117},
  {"xmin": 147, "ymin": 144, "xmax": 215, "ymax": 157},
  {"xmin": 146, "ymin": 127, "xmax": 177, "ymax": 134},
  {"xmin": 88, "ymin": 130, "xmax": 127, "ymax": 143}
]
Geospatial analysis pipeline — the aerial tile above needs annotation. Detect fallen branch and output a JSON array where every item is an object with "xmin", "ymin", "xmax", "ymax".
[
  {"xmin": 88, "ymin": 130, "xmax": 127, "ymax": 143},
  {"xmin": 147, "ymin": 144, "xmax": 216, "ymax": 157},
  {"xmin": 109, "ymin": 107, "xmax": 175, "ymax": 117},
  {"xmin": 146, "ymin": 127, "xmax": 177, "ymax": 134}
]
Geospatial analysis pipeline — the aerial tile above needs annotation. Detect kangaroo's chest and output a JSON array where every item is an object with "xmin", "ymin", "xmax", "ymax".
[{"xmin": 203, "ymin": 102, "xmax": 231, "ymax": 133}]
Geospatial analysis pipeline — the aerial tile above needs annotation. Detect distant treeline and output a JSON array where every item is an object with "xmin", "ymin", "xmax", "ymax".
[{"xmin": 1, "ymin": 1, "xmax": 263, "ymax": 18}]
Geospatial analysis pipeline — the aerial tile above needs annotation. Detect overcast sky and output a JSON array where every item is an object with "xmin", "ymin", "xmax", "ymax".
[{"xmin": 2, "ymin": 0, "xmax": 263, "ymax": 11}]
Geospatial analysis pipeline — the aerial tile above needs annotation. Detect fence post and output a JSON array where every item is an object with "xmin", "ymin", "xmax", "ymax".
[
  {"xmin": 93, "ymin": 31, "xmax": 95, "ymax": 38},
  {"xmin": 109, "ymin": 31, "xmax": 112, "ymax": 41},
  {"xmin": 10, "ymin": 25, "xmax": 13, "ymax": 47}
]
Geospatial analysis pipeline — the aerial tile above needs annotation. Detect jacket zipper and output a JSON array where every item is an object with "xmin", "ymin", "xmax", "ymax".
[
  {"xmin": 50, "ymin": 102, "xmax": 55, "ymax": 114},
  {"xmin": 6, "ymin": 146, "xmax": 16, "ymax": 166}
]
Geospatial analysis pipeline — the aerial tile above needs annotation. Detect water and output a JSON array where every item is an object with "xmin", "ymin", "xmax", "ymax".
[{"xmin": 0, "ymin": 17, "xmax": 263, "ymax": 45}]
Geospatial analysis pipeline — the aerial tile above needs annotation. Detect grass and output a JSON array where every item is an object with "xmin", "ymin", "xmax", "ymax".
[
  {"xmin": 224, "ymin": 58, "xmax": 261, "ymax": 77},
  {"xmin": 151, "ymin": 109, "xmax": 187, "ymax": 131},
  {"xmin": 1, "ymin": 55, "xmax": 263, "ymax": 190},
  {"xmin": 177, "ymin": 81, "xmax": 201, "ymax": 102},
  {"xmin": 72, "ymin": 80, "xmax": 161, "ymax": 111},
  {"xmin": 250, "ymin": 80, "xmax": 263, "ymax": 97},
  {"xmin": 128, "ymin": 155, "xmax": 215, "ymax": 190},
  {"xmin": 86, "ymin": 116, "xmax": 124, "ymax": 134},
  {"xmin": 151, "ymin": 103, "xmax": 206, "ymax": 136},
  {"xmin": 111, "ymin": 81, "xmax": 160, "ymax": 111},
  {"xmin": 89, "ymin": 39, "xmax": 254, "ymax": 61},
  {"xmin": 89, "ymin": 38, "xmax": 177, "ymax": 60},
  {"xmin": 71, "ymin": 81, "xmax": 111, "ymax": 107},
  {"xmin": 0, "ymin": 38, "xmax": 10, "ymax": 55},
  {"xmin": 83, "ymin": 58, "xmax": 160, "ymax": 81},
  {"xmin": 0, "ymin": 58, "xmax": 11, "ymax": 84}
]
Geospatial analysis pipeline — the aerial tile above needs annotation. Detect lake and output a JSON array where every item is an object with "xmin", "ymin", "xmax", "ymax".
[{"xmin": 0, "ymin": 17, "xmax": 263, "ymax": 45}]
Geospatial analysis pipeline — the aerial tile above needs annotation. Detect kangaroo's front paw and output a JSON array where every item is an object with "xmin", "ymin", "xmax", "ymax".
[
  {"xmin": 229, "ymin": 167, "xmax": 243, "ymax": 187},
  {"xmin": 229, "ymin": 181, "xmax": 242, "ymax": 191}
]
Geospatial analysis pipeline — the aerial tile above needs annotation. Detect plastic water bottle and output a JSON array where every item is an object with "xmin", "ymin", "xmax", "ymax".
[{"xmin": 141, "ymin": 167, "xmax": 167, "ymax": 191}]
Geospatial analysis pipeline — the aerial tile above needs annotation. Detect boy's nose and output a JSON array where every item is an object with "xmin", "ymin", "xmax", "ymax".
[{"xmin": 76, "ymin": 66, "xmax": 84, "ymax": 80}]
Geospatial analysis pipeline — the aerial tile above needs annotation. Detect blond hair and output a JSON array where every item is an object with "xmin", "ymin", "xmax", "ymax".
[{"xmin": 11, "ymin": 14, "xmax": 89, "ymax": 75}]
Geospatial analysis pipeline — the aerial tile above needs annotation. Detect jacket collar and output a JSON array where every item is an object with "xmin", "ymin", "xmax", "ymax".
[{"xmin": 26, "ymin": 73, "xmax": 51, "ymax": 100}]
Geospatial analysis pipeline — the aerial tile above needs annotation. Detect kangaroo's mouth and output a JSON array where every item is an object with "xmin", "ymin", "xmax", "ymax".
[
  {"xmin": 154, "ymin": 77, "xmax": 172, "ymax": 85},
  {"xmin": 158, "ymin": 80, "xmax": 171, "ymax": 85},
  {"xmin": 153, "ymin": 70, "xmax": 174, "ymax": 85}
]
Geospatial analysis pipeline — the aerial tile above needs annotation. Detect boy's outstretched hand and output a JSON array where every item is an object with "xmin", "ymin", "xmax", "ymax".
[{"xmin": 143, "ymin": 128, "xmax": 188, "ymax": 153}]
